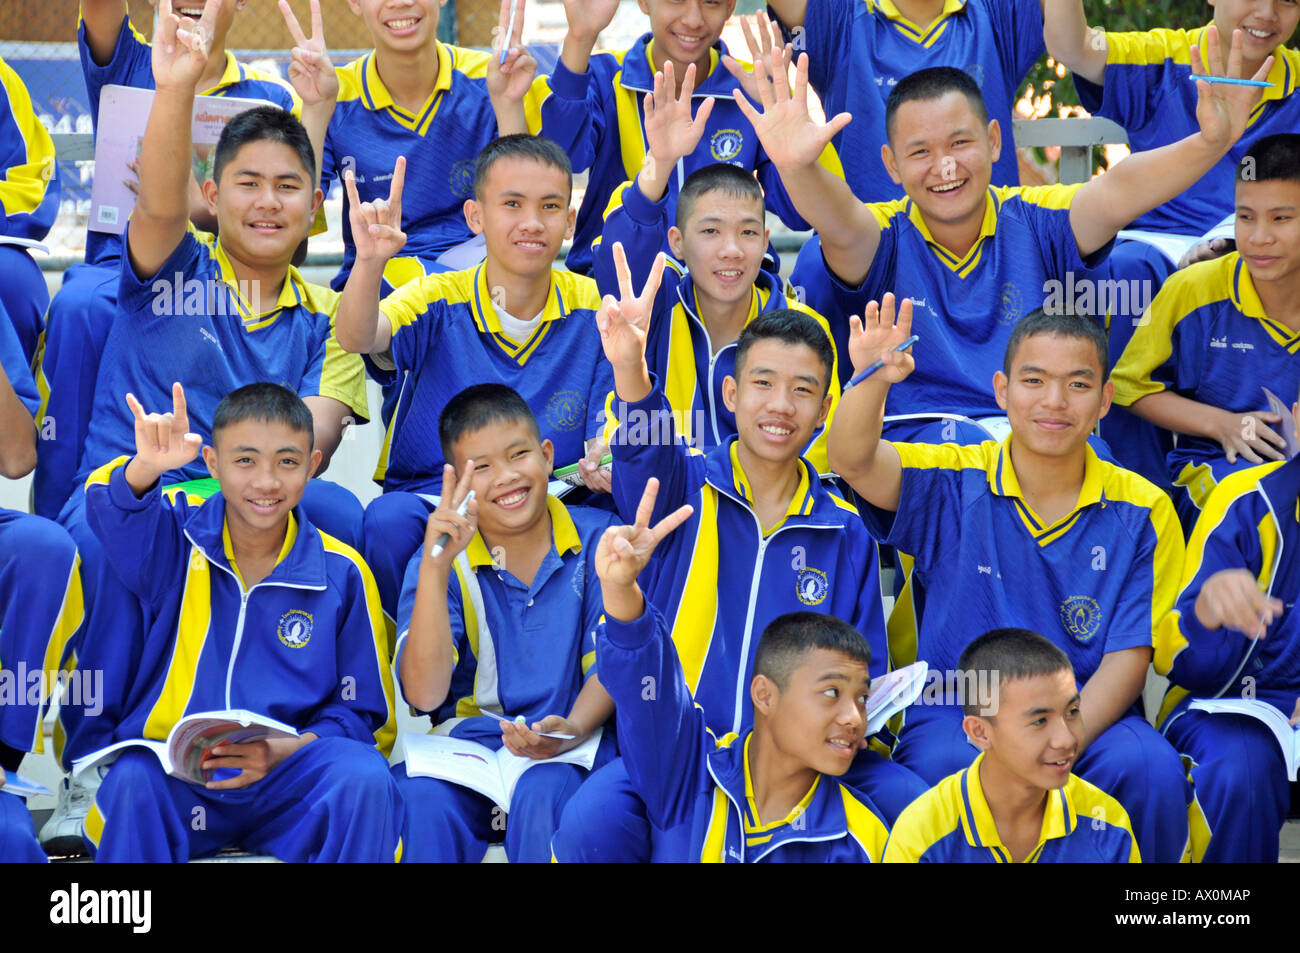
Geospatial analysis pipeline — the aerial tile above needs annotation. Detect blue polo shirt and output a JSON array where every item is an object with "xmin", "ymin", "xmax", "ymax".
[
  {"xmin": 1074, "ymin": 26, "xmax": 1300, "ymax": 234},
  {"xmin": 0, "ymin": 56, "xmax": 60, "ymax": 242},
  {"xmin": 1112, "ymin": 253, "xmax": 1300, "ymax": 489},
  {"xmin": 1155, "ymin": 456, "xmax": 1300, "ymax": 728},
  {"xmin": 883, "ymin": 752, "xmax": 1140, "ymax": 862},
  {"xmin": 809, "ymin": 184, "xmax": 1106, "ymax": 422},
  {"xmin": 77, "ymin": 15, "xmax": 300, "ymax": 266},
  {"xmin": 771, "ymin": 0, "xmax": 1043, "ymax": 202},
  {"xmin": 393, "ymin": 496, "xmax": 616, "ymax": 747},
  {"xmin": 539, "ymin": 32, "xmax": 843, "ymax": 274},
  {"xmin": 77, "ymin": 231, "xmax": 369, "ymax": 484},
  {"xmin": 861, "ymin": 438, "xmax": 1184, "ymax": 684},
  {"xmin": 377, "ymin": 265, "xmax": 612, "ymax": 494}
]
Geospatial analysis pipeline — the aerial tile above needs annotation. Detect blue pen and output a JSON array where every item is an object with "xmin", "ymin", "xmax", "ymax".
[
  {"xmin": 1188, "ymin": 75, "xmax": 1271, "ymax": 88},
  {"xmin": 845, "ymin": 335, "xmax": 920, "ymax": 390},
  {"xmin": 500, "ymin": 0, "xmax": 518, "ymax": 64}
]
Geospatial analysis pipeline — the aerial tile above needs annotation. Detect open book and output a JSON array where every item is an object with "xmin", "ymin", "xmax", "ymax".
[
  {"xmin": 867, "ymin": 660, "xmax": 929, "ymax": 737},
  {"xmin": 0, "ymin": 772, "xmax": 52, "ymax": 799},
  {"xmin": 400, "ymin": 729, "xmax": 602, "ymax": 812},
  {"xmin": 1189, "ymin": 698, "xmax": 1300, "ymax": 780},
  {"xmin": 1262, "ymin": 387, "xmax": 1299, "ymax": 460},
  {"xmin": 88, "ymin": 85, "xmax": 276, "ymax": 235},
  {"xmin": 71, "ymin": 710, "xmax": 299, "ymax": 786}
]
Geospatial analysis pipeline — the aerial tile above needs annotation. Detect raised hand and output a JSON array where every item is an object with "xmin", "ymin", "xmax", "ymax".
[
  {"xmin": 125, "ymin": 382, "xmax": 203, "ymax": 478},
  {"xmin": 594, "ymin": 477, "xmax": 694, "ymax": 588},
  {"xmin": 562, "ymin": 0, "xmax": 620, "ymax": 46},
  {"xmin": 721, "ymin": 12, "xmax": 793, "ymax": 107},
  {"xmin": 488, "ymin": 0, "xmax": 538, "ymax": 109},
  {"xmin": 595, "ymin": 242, "xmax": 667, "ymax": 368},
  {"xmin": 1190, "ymin": 26, "xmax": 1271, "ymax": 153},
  {"xmin": 422, "ymin": 462, "xmax": 480, "ymax": 572},
  {"xmin": 847, "ymin": 293, "xmax": 915, "ymax": 381},
  {"xmin": 345, "ymin": 155, "xmax": 407, "ymax": 263},
  {"xmin": 732, "ymin": 48, "xmax": 850, "ymax": 171},
  {"xmin": 152, "ymin": 0, "xmax": 220, "ymax": 90},
  {"xmin": 279, "ymin": 0, "xmax": 339, "ymax": 107},
  {"xmin": 644, "ymin": 61, "xmax": 714, "ymax": 168}
]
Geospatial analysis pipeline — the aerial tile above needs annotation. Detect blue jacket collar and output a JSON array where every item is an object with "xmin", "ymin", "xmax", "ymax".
[
  {"xmin": 704, "ymin": 436, "xmax": 848, "ymax": 530},
  {"xmin": 619, "ymin": 32, "xmax": 734, "ymax": 95},
  {"xmin": 182, "ymin": 494, "xmax": 329, "ymax": 590},
  {"xmin": 1260, "ymin": 454, "xmax": 1300, "ymax": 529},
  {"xmin": 674, "ymin": 268, "xmax": 787, "ymax": 326}
]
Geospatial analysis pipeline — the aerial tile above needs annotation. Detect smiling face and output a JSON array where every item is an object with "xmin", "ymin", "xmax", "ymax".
[
  {"xmin": 348, "ymin": 0, "xmax": 445, "ymax": 52},
  {"xmin": 882, "ymin": 92, "xmax": 999, "ymax": 233},
  {"xmin": 1235, "ymin": 177, "xmax": 1300, "ymax": 288},
  {"xmin": 723, "ymin": 339, "xmax": 831, "ymax": 466},
  {"xmin": 447, "ymin": 419, "xmax": 554, "ymax": 542},
  {"xmin": 669, "ymin": 191, "xmax": 769, "ymax": 312},
  {"xmin": 639, "ymin": 0, "xmax": 736, "ymax": 72},
  {"xmin": 754, "ymin": 648, "xmax": 871, "ymax": 777},
  {"xmin": 203, "ymin": 418, "xmax": 319, "ymax": 537},
  {"xmin": 464, "ymin": 157, "xmax": 575, "ymax": 283},
  {"xmin": 1209, "ymin": 0, "xmax": 1300, "ymax": 73},
  {"xmin": 203, "ymin": 139, "xmax": 321, "ymax": 269},
  {"xmin": 965, "ymin": 668, "xmax": 1083, "ymax": 791},
  {"xmin": 995, "ymin": 332, "xmax": 1113, "ymax": 459}
]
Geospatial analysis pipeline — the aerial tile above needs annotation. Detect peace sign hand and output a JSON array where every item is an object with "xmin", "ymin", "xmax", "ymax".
[
  {"xmin": 594, "ymin": 477, "xmax": 694, "ymax": 588},
  {"xmin": 279, "ymin": 0, "xmax": 339, "ymax": 107},
  {"xmin": 345, "ymin": 156, "xmax": 407, "ymax": 263},
  {"xmin": 596, "ymin": 243, "xmax": 667, "ymax": 369},
  {"xmin": 125, "ymin": 382, "xmax": 203, "ymax": 480}
]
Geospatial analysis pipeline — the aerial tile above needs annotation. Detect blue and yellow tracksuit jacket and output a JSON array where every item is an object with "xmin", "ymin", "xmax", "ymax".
[
  {"xmin": 601, "ymin": 603, "xmax": 890, "ymax": 862},
  {"xmin": 84, "ymin": 458, "xmax": 397, "ymax": 756}
]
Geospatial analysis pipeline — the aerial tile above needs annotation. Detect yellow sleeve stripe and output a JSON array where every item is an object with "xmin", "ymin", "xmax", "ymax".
[
  {"xmin": 83, "ymin": 455, "xmax": 131, "ymax": 491},
  {"xmin": 1105, "ymin": 27, "xmax": 1195, "ymax": 67},
  {"xmin": 0, "ymin": 59, "xmax": 56, "ymax": 218}
]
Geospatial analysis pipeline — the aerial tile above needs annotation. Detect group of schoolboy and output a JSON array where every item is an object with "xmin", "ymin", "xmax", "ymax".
[{"xmin": 0, "ymin": 0, "xmax": 1297, "ymax": 864}]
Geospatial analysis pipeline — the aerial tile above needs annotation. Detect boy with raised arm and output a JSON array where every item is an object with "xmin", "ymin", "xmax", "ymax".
[
  {"xmin": 80, "ymin": 382, "xmax": 399, "ymax": 862},
  {"xmin": 335, "ymin": 136, "xmax": 613, "ymax": 621},
  {"xmin": 391, "ymin": 384, "xmax": 618, "ymax": 862},
  {"xmin": 828, "ymin": 296, "xmax": 1189, "ymax": 861},
  {"xmin": 738, "ymin": 43, "xmax": 1269, "ymax": 412},
  {"xmin": 595, "ymin": 478, "xmax": 891, "ymax": 862},
  {"xmin": 885, "ymin": 628, "xmax": 1140, "ymax": 863},
  {"xmin": 1112, "ymin": 134, "xmax": 1300, "ymax": 531},
  {"xmin": 590, "ymin": 62, "xmax": 840, "ymax": 473},
  {"xmin": 1152, "ymin": 382, "xmax": 1300, "ymax": 862},
  {"xmin": 551, "ymin": 244, "xmax": 924, "ymax": 862}
]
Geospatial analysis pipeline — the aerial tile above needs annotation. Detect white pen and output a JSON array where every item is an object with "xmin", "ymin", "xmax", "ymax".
[
  {"xmin": 500, "ymin": 0, "xmax": 518, "ymax": 64},
  {"xmin": 428, "ymin": 490, "xmax": 476, "ymax": 560}
]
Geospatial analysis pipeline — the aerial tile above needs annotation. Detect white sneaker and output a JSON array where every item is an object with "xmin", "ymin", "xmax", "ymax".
[{"xmin": 39, "ymin": 765, "xmax": 108, "ymax": 856}]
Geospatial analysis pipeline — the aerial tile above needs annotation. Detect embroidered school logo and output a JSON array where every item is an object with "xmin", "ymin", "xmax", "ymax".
[
  {"xmin": 543, "ymin": 389, "xmax": 585, "ymax": 432},
  {"xmin": 450, "ymin": 159, "xmax": 475, "ymax": 199},
  {"xmin": 796, "ymin": 567, "xmax": 829, "ymax": 606},
  {"xmin": 999, "ymin": 282, "xmax": 1023, "ymax": 327},
  {"xmin": 277, "ymin": 610, "xmax": 314, "ymax": 649},
  {"xmin": 710, "ymin": 129, "xmax": 744, "ymax": 162},
  {"xmin": 1059, "ymin": 596, "xmax": 1102, "ymax": 644}
]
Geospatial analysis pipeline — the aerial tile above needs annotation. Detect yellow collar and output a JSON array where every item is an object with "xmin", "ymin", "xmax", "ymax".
[
  {"xmin": 959, "ymin": 752, "xmax": 1076, "ymax": 861},
  {"xmin": 362, "ymin": 42, "xmax": 453, "ymax": 113},
  {"xmin": 989, "ymin": 437, "xmax": 1105, "ymax": 542},
  {"xmin": 464, "ymin": 495, "xmax": 581, "ymax": 569},
  {"xmin": 729, "ymin": 443, "xmax": 814, "ymax": 534},
  {"xmin": 742, "ymin": 733, "xmax": 821, "ymax": 832},
  {"xmin": 222, "ymin": 511, "xmax": 298, "ymax": 589},
  {"xmin": 199, "ymin": 51, "xmax": 244, "ymax": 95},
  {"xmin": 644, "ymin": 39, "xmax": 720, "ymax": 83},
  {"xmin": 870, "ymin": 0, "xmax": 966, "ymax": 40},
  {"xmin": 211, "ymin": 238, "xmax": 304, "ymax": 324},
  {"xmin": 906, "ymin": 188, "xmax": 1000, "ymax": 273},
  {"xmin": 1228, "ymin": 255, "xmax": 1300, "ymax": 348}
]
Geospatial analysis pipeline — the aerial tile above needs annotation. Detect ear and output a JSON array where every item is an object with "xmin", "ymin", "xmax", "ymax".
[
  {"xmin": 346, "ymin": 0, "xmax": 362, "ymax": 16},
  {"xmin": 540, "ymin": 438, "xmax": 555, "ymax": 475},
  {"xmin": 201, "ymin": 445, "xmax": 218, "ymax": 480},
  {"xmin": 993, "ymin": 369, "xmax": 1009, "ymax": 411},
  {"xmin": 1096, "ymin": 378, "xmax": 1114, "ymax": 422},
  {"xmin": 308, "ymin": 187, "xmax": 324, "ymax": 233},
  {"xmin": 201, "ymin": 178, "xmax": 220, "ymax": 218},
  {"xmin": 565, "ymin": 204, "xmax": 577, "ymax": 241},
  {"xmin": 463, "ymin": 198, "xmax": 484, "ymax": 236},
  {"xmin": 1292, "ymin": 401, "xmax": 1300, "ymax": 449},
  {"xmin": 234, "ymin": 0, "xmax": 249, "ymax": 10},
  {"xmin": 308, "ymin": 448, "xmax": 323, "ymax": 481},
  {"xmin": 751, "ymin": 673, "xmax": 777, "ymax": 719},
  {"xmin": 816, "ymin": 390, "xmax": 832, "ymax": 429},
  {"xmin": 962, "ymin": 714, "xmax": 993, "ymax": 752},
  {"xmin": 667, "ymin": 225, "xmax": 685, "ymax": 260},
  {"xmin": 722, "ymin": 375, "xmax": 738, "ymax": 413},
  {"xmin": 987, "ymin": 118, "xmax": 1002, "ymax": 164},
  {"xmin": 637, "ymin": 0, "xmax": 651, "ymax": 15},
  {"xmin": 881, "ymin": 143, "xmax": 902, "ymax": 186}
]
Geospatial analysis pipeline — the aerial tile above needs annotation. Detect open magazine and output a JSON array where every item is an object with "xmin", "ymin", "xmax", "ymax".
[
  {"xmin": 1188, "ymin": 698, "xmax": 1300, "ymax": 780},
  {"xmin": 866, "ymin": 660, "xmax": 929, "ymax": 737},
  {"xmin": 401, "ymin": 729, "xmax": 603, "ymax": 812},
  {"xmin": 71, "ymin": 709, "xmax": 299, "ymax": 786},
  {"xmin": 88, "ymin": 85, "xmax": 276, "ymax": 235}
]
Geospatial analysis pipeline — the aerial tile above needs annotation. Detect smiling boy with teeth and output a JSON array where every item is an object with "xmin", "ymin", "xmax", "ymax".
[
  {"xmin": 829, "ymin": 300, "xmax": 1189, "ymax": 861},
  {"xmin": 884, "ymin": 628, "xmax": 1140, "ymax": 863}
]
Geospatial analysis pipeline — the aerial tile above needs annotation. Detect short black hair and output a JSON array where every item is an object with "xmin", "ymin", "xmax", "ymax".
[
  {"xmin": 675, "ymin": 163, "xmax": 765, "ymax": 229},
  {"xmin": 473, "ymin": 134, "xmax": 572, "ymax": 199},
  {"xmin": 1237, "ymin": 133, "xmax": 1300, "ymax": 187},
  {"xmin": 753, "ymin": 612, "xmax": 871, "ymax": 690},
  {"xmin": 1004, "ymin": 308, "xmax": 1110, "ymax": 381},
  {"xmin": 212, "ymin": 382, "xmax": 315, "ymax": 450},
  {"xmin": 438, "ymin": 383, "xmax": 542, "ymax": 464},
  {"xmin": 885, "ymin": 66, "xmax": 990, "ymax": 143},
  {"xmin": 958, "ymin": 628, "xmax": 1073, "ymax": 717},
  {"xmin": 733, "ymin": 309, "xmax": 835, "ymax": 397},
  {"xmin": 213, "ymin": 106, "xmax": 315, "ymax": 185}
]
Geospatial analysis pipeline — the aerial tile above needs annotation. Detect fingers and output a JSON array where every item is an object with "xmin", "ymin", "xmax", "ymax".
[
  {"xmin": 389, "ymin": 155, "xmax": 406, "ymax": 215},
  {"xmin": 279, "ymin": 0, "xmax": 309, "ymax": 47},
  {"xmin": 450, "ymin": 457, "xmax": 476, "ymax": 507},
  {"xmin": 171, "ymin": 380, "xmax": 188, "ymax": 427},
  {"xmin": 694, "ymin": 94, "xmax": 715, "ymax": 132},
  {"xmin": 343, "ymin": 166, "xmax": 362, "ymax": 213},
  {"xmin": 639, "ymin": 252, "xmax": 668, "ymax": 309},
  {"xmin": 633, "ymin": 477, "xmax": 660, "ymax": 530},
  {"xmin": 649, "ymin": 503, "xmax": 694, "ymax": 544},
  {"xmin": 125, "ymin": 392, "xmax": 147, "ymax": 423},
  {"xmin": 612, "ymin": 242, "xmax": 634, "ymax": 303},
  {"xmin": 310, "ymin": 0, "xmax": 324, "ymax": 42}
]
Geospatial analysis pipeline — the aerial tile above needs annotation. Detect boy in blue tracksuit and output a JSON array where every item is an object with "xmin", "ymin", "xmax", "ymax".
[
  {"xmin": 527, "ymin": 0, "xmax": 842, "ymax": 274},
  {"xmin": 829, "ymin": 300, "xmax": 1190, "ymax": 862},
  {"xmin": 552, "ymin": 260, "xmax": 926, "ymax": 861},
  {"xmin": 1112, "ymin": 134, "xmax": 1300, "ymax": 531},
  {"xmin": 391, "ymin": 385, "xmax": 617, "ymax": 863},
  {"xmin": 81, "ymin": 382, "xmax": 399, "ymax": 862},
  {"xmin": 593, "ymin": 486, "xmax": 891, "ymax": 863},
  {"xmin": 590, "ymin": 68, "xmax": 840, "ymax": 474},
  {"xmin": 1153, "ymin": 388, "xmax": 1300, "ymax": 862},
  {"xmin": 885, "ymin": 628, "xmax": 1140, "ymax": 863}
]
